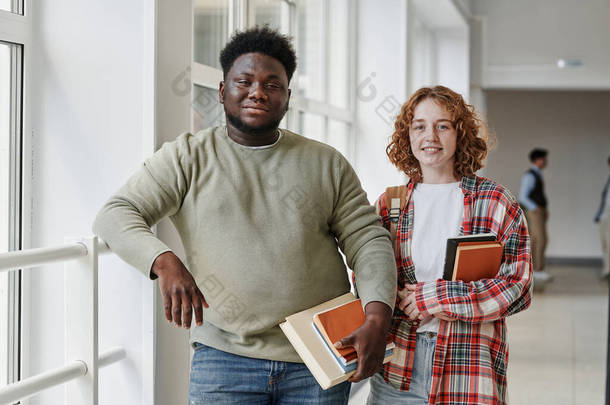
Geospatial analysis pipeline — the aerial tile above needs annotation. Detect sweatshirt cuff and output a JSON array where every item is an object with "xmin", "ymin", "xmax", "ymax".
[
  {"xmin": 147, "ymin": 247, "xmax": 174, "ymax": 280},
  {"xmin": 102, "ymin": 235, "xmax": 173, "ymax": 280},
  {"xmin": 357, "ymin": 278, "xmax": 397, "ymax": 312}
]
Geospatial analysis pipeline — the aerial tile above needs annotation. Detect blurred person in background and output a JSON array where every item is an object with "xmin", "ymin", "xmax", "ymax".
[
  {"xmin": 519, "ymin": 148, "xmax": 552, "ymax": 285},
  {"xmin": 594, "ymin": 155, "xmax": 610, "ymax": 278}
]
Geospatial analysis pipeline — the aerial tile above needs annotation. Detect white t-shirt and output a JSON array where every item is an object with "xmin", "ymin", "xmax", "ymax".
[{"xmin": 411, "ymin": 182, "xmax": 463, "ymax": 333}]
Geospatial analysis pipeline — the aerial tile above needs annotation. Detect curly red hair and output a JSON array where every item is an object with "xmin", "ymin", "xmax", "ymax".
[{"xmin": 387, "ymin": 86, "xmax": 488, "ymax": 183}]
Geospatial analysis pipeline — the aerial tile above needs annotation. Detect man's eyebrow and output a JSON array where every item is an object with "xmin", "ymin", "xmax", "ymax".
[{"xmin": 234, "ymin": 72, "xmax": 283, "ymax": 80}]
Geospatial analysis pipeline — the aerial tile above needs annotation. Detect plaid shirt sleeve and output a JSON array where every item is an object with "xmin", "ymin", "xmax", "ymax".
[
  {"xmin": 374, "ymin": 192, "xmax": 391, "ymax": 229},
  {"xmin": 415, "ymin": 183, "xmax": 533, "ymax": 323},
  {"xmin": 374, "ymin": 192, "xmax": 406, "ymax": 311}
]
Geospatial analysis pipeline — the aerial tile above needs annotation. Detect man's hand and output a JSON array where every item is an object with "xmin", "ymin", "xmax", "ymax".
[
  {"xmin": 398, "ymin": 284, "xmax": 454, "ymax": 321},
  {"xmin": 334, "ymin": 301, "xmax": 391, "ymax": 383},
  {"xmin": 151, "ymin": 252, "xmax": 208, "ymax": 329}
]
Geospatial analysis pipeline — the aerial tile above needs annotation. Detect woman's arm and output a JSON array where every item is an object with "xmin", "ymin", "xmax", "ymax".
[{"xmin": 413, "ymin": 199, "xmax": 532, "ymax": 323}]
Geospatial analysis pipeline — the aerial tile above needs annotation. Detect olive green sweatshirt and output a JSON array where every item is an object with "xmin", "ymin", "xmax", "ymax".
[{"xmin": 93, "ymin": 126, "xmax": 396, "ymax": 362}]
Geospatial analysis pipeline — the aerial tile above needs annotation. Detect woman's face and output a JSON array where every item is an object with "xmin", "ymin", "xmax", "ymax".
[{"xmin": 409, "ymin": 98, "xmax": 458, "ymax": 180}]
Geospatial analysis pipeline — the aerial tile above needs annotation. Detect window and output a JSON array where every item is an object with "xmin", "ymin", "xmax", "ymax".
[
  {"xmin": 192, "ymin": 84, "xmax": 225, "ymax": 132},
  {"xmin": 296, "ymin": 0, "xmax": 324, "ymax": 102},
  {"xmin": 0, "ymin": 0, "xmax": 23, "ymax": 15},
  {"xmin": 191, "ymin": 0, "xmax": 229, "ymax": 132},
  {"xmin": 292, "ymin": 0, "xmax": 354, "ymax": 159},
  {"xmin": 0, "ymin": 1, "xmax": 25, "ymax": 391},
  {"xmin": 0, "ymin": 39, "xmax": 22, "ymax": 390},
  {"xmin": 253, "ymin": 0, "xmax": 283, "ymax": 29},
  {"xmin": 193, "ymin": 0, "xmax": 229, "ymax": 69}
]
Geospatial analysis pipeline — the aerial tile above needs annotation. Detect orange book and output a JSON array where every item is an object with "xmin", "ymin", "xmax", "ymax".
[
  {"xmin": 312, "ymin": 299, "xmax": 365, "ymax": 360},
  {"xmin": 450, "ymin": 242, "xmax": 503, "ymax": 282},
  {"xmin": 280, "ymin": 293, "xmax": 396, "ymax": 389},
  {"xmin": 313, "ymin": 299, "xmax": 394, "ymax": 363}
]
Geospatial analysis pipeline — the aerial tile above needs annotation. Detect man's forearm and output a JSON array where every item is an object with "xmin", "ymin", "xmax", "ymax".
[
  {"xmin": 93, "ymin": 197, "xmax": 171, "ymax": 278},
  {"xmin": 364, "ymin": 301, "xmax": 392, "ymax": 331}
]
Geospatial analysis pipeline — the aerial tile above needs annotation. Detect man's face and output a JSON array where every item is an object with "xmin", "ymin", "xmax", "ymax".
[
  {"xmin": 534, "ymin": 157, "xmax": 547, "ymax": 169},
  {"xmin": 219, "ymin": 52, "xmax": 291, "ymax": 134}
]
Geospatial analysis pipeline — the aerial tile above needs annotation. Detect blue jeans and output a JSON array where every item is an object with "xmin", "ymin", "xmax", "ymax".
[
  {"xmin": 367, "ymin": 332, "xmax": 436, "ymax": 405},
  {"xmin": 188, "ymin": 343, "xmax": 351, "ymax": 404}
]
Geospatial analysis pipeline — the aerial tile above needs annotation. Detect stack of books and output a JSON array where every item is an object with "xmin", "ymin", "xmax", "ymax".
[
  {"xmin": 312, "ymin": 298, "xmax": 395, "ymax": 373},
  {"xmin": 443, "ymin": 233, "xmax": 503, "ymax": 282},
  {"xmin": 280, "ymin": 293, "xmax": 395, "ymax": 389}
]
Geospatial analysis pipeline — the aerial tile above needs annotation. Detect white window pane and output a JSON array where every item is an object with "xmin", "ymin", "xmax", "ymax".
[
  {"xmin": 0, "ymin": 272, "xmax": 6, "ymax": 388},
  {"xmin": 254, "ymin": 0, "xmax": 282, "ymax": 30},
  {"xmin": 297, "ymin": 0, "xmax": 324, "ymax": 102},
  {"xmin": 192, "ymin": 85, "xmax": 225, "ymax": 133},
  {"xmin": 0, "ymin": 41, "xmax": 11, "ymax": 389},
  {"xmin": 0, "ymin": 0, "xmax": 22, "ymax": 14},
  {"xmin": 327, "ymin": 119, "xmax": 350, "ymax": 158},
  {"xmin": 193, "ymin": 0, "xmax": 229, "ymax": 69},
  {"xmin": 300, "ymin": 111, "xmax": 324, "ymax": 143},
  {"xmin": 327, "ymin": 0, "xmax": 349, "ymax": 109}
]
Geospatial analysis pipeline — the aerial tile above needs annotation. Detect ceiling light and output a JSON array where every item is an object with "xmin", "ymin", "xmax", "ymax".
[{"xmin": 557, "ymin": 58, "xmax": 584, "ymax": 69}]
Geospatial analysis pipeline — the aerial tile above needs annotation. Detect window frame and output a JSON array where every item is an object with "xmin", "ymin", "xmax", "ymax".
[{"xmin": 0, "ymin": 0, "xmax": 31, "ymax": 398}]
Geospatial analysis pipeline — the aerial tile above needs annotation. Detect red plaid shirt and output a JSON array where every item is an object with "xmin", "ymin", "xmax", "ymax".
[{"xmin": 375, "ymin": 176, "xmax": 532, "ymax": 405}]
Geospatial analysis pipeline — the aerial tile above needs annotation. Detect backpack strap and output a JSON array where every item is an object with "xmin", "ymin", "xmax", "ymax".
[{"xmin": 385, "ymin": 185, "xmax": 408, "ymax": 244}]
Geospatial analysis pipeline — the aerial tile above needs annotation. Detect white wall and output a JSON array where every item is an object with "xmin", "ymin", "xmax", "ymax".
[
  {"xmin": 435, "ymin": 28, "xmax": 469, "ymax": 99},
  {"xmin": 483, "ymin": 90, "xmax": 610, "ymax": 259},
  {"xmin": 410, "ymin": 0, "xmax": 470, "ymax": 99},
  {"xmin": 473, "ymin": 0, "xmax": 610, "ymax": 89},
  {"xmin": 353, "ymin": 0, "xmax": 471, "ymax": 201},
  {"xmin": 354, "ymin": 0, "xmax": 408, "ymax": 201},
  {"xmin": 470, "ymin": 1, "xmax": 610, "ymax": 259},
  {"xmin": 154, "ymin": 0, "xmax": 194, "ymax": 404},
  {"xmin": 27, "ymin": 0, "xmax": 153, "ymax": 403}
]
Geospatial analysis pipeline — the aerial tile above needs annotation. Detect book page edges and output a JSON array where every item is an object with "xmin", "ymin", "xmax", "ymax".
[
  {"xmin": 279, "ymin": 321, "xmax": 349, "ymax": 389},
  {"xmin": 280, "ymin": 293, "xmax": 357, "ymax": 389}
]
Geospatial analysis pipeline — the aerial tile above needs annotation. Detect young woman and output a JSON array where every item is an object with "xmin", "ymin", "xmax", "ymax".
[{"xmin": 367, "ymin": 86, "xmax": 532, "ymax": 404}]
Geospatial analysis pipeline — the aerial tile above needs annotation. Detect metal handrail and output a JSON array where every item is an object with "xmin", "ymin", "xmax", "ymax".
[
  {"xmin": 0, "ymin": 239, "xmax": 110, "ymax": 273},
  {"xmin": 0, "ymin": 238, "xmax": 121, "ymax": 405},
  {"xmin": 0, "ymin": 347, "xmax": 126, "ymax": 404}
]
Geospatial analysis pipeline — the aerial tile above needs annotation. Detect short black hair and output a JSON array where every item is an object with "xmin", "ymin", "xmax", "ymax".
[
  {"xmin": 529, "ymin": 148, "xmax": 548, "ymax": 162},
  {"xmin": 219, "ymin": 26, "xmax": 297, "ymax": 82}
]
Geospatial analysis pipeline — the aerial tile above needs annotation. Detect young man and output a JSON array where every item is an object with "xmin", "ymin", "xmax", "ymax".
[
  {"xmin": 93, "ymin": 27, "xmax": 396, "ymax": 404},
  {"xmin": 519, "ymin": 148, "xmax": 552, "ymax": 284}
]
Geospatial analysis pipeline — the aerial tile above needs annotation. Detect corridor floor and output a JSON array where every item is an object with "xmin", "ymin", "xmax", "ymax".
[{"xmin": 349, "ymin": 264, "xmax": 608, "ymax": 404}]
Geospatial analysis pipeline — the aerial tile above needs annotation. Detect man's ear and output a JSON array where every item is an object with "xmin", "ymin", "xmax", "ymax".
[
  {"xmin": 219, "ymin": 81, "xmax": 225, "ymax": 103},
  {"xmin": 285, "ymin": 88, "xmax": 291, "ymax": 111}
]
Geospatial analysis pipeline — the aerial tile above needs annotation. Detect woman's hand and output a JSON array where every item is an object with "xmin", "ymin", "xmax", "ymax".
[
  {"xmin": 398, "ymin": 283, "xmax": 455, "ymax": 321},
  {"xmin": 398, "ymin": 284, "xmax": 424, "ymax": 321}
]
